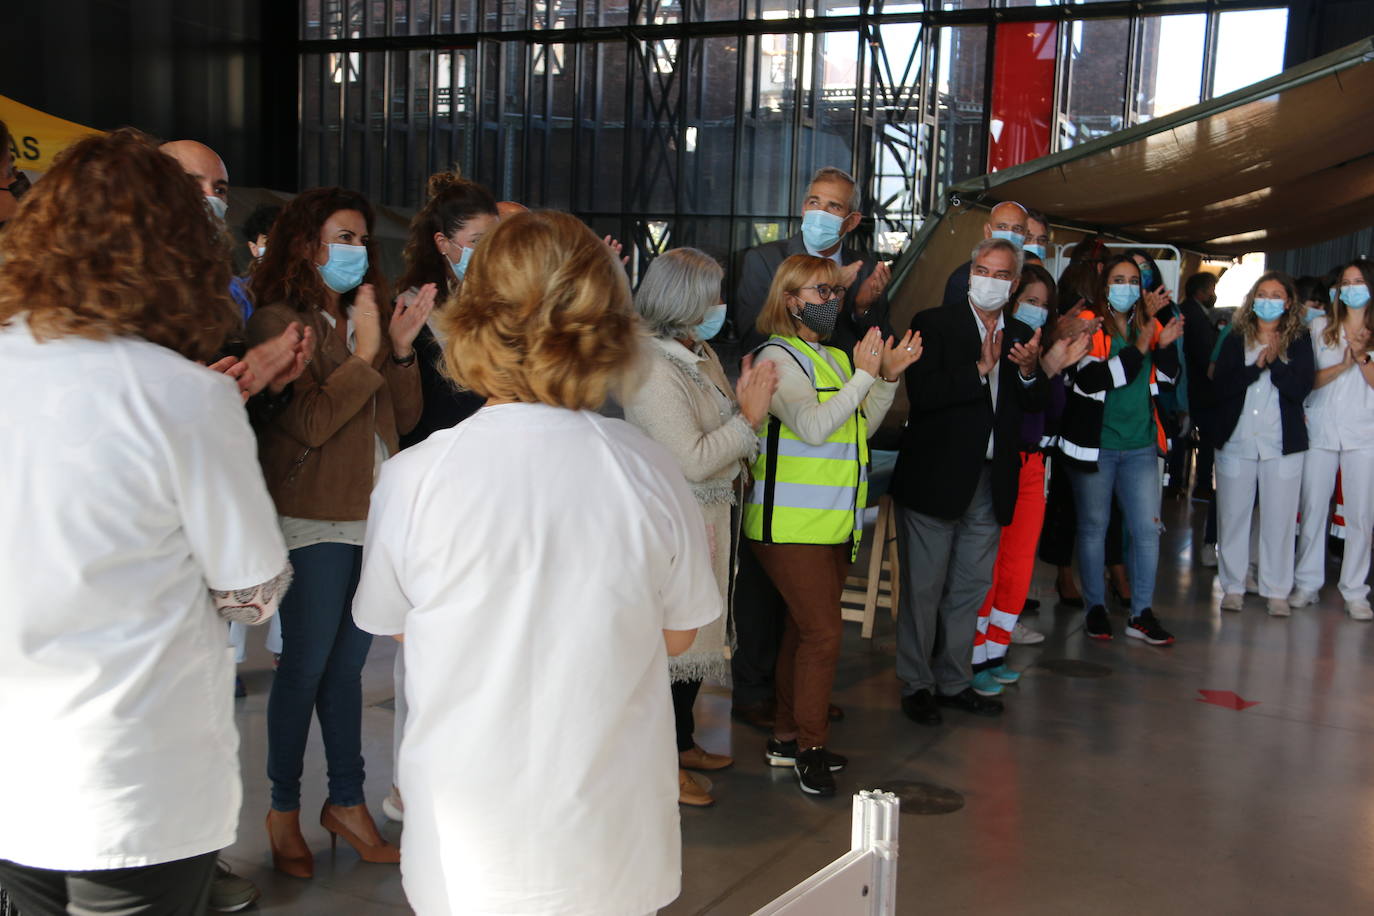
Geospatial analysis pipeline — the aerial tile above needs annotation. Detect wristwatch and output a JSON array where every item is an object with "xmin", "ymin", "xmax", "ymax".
[{"xmin": 391, "ymin": 351, "xmax": 417, "ymax": 367}]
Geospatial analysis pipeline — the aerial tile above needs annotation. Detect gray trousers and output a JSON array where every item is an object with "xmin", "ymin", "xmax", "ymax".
[{"xmin": 895, "ymin": 466, "xmax": 1001, "ymax": 696}]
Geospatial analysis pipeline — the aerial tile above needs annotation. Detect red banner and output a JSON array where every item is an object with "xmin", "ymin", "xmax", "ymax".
[{"xmin": 987, "ymin": 22, "xmax": 1057, "ymax": 173}]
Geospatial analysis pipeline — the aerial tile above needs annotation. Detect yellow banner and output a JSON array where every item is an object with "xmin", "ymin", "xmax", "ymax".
[{"xmin": 1, "ymin": 95, "xmax": 100, "ymax": 172}]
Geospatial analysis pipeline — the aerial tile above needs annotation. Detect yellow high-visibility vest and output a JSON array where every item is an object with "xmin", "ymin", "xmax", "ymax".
[{"xmin": 743, "ymin": 335, "xmax": 868, "ymax": 558}]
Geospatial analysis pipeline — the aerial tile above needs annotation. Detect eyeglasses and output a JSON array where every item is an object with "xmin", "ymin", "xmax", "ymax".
[{"xmin": 798, "ymin": 284, "xmax": 848, "ymax": 299}]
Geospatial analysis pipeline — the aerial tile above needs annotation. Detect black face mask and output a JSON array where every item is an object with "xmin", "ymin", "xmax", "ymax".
[
  {"xmin": 2, "ymin": 170, "xmax": 30, "ymax": 199},
  {"xmin": 793, "ymin": 298, "xmax": 841, "ymax": 339}
]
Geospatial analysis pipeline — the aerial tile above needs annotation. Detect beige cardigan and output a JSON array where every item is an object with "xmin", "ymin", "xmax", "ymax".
[{"xmin": 623, "ymin": 337, "xmax": 757, "ymax": 683}]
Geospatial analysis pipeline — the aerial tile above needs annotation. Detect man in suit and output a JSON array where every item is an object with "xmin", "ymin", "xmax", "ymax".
[
  {"xmin": 891, "ymin": 238, "xmax": 1048, "ymax": 726},
  {"xmin": 941, "ymin": 201, "xmax": 1030, "ymax": 309},
  {"xmin": 735, "ymin": 167, "xmax": 893, "ymax": 353}
]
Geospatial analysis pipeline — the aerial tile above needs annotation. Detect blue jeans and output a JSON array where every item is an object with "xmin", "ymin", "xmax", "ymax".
[
  {"xmin": 1069, "ymin": 446, "xmax": 1162, "ymax": 616},
  {"xmin": 267, "ymin": 543, "xmax": 373, "ymax": 812}
]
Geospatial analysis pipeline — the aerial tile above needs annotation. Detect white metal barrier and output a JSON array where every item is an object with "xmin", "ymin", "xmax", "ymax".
[{"xmin": 751, "ymin": 791, "xmax": 900, "ymax": 916}]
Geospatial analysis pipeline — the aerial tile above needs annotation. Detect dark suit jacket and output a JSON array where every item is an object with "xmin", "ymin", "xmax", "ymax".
[
  {"xmin": 1206, "ymin": 330, "xmax": 1314, "ymax": 455},
  {"xmin": 735, "ymin": 233, "xmax": 892, "ymax": 354},
  {"xmin": 941, "ymin": 260, "xmax": 973, "ymax": 309},
  {"xmin": 889, "ymin": 304, "xmax": 1049, "ymax": 526}
]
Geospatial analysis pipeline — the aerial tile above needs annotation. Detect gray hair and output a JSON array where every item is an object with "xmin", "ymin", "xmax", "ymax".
[
  {"xmin": 635, "ymin": 247, "xmax": 724, "ymax": 340},
  {"xmin": 971, "ymin": 238, "xmax": 1025, "ymax": 276},
  {"xmin": 808, "ymin": 166, "xmax": 861, "ymax": 213}
]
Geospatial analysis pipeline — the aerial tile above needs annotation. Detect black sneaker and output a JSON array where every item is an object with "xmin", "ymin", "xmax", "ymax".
[
  {"xmin": 1085, "ymin": 604, "xmax": 1113, "ymax": 641},
  {"xmin": 794, "ymin": 747, "xmax": 837, "ymax": 797},
  {"xmin": 1127, "ymin": 608, "xmax": 1175, "ymax": 646},
  {"xmin": 765, "ymin": 738, "xmax": 847, "ymax": 771},
  {"xmin": 934, "ymin": 687, "xmax": 1003, "ymax": 717},
  {"xmin": 900, "ymin": 689, "xmax": 942, "ymax": 726}
]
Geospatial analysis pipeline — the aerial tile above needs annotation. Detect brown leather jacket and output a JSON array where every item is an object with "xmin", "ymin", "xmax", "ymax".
[{"xmin": 246, "ymin": 302, "xmax": 422, "ymax": 521}]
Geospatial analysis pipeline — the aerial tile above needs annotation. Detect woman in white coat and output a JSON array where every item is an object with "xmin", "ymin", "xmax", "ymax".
[
  {"xmin": 353, "ymin": 211, "xmax": 720, "ymax": 916},
  {"xmin": 624, "ymin": 247, "xmax": 778, "ymax": 808},
  {"xmin": 1293, "ymin": 258, "xmax": 1374, "ymax": 619}
]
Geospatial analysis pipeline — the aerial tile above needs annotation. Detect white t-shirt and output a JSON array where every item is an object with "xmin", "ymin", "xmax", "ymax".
[
  {"xmin": 0, "ymin": 319, "xmax": 288, "ymax": 870},
  {"xmin": 353, "ymin": 403, "xmax": 720, "ymax": 916},
  {"xmin": 1306, "ymin": 316, "xmax": 1374, "ymax": 451}
]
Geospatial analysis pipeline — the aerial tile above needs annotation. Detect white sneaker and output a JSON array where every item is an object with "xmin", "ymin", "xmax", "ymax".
[
  {"xmin": 1198, "ymin": 544, "xmax": 1218, "ymax": 567},
  {"xmin": 1245, "ymin": 571, "xmax": 1260, "ymax": 594},
  {"xmin": 1010, "ymin": 622, "xmax": 1046, "ymax": 645},
  {"xmin": 1266, "ymin": 598, "xmax": 1291, "ymax": 617},
  {"xmin": 1346, "ymin": 600, "xmax": 1373, "ymax": 621},
  {"xmin": 382, "ymin": 787, "xmax": 405, "ymax": 822},
  {"xmin": 1288, "ymin": 588, "xmax": 1318, "ymax": 608},
  {"xmin": 1220, "ymin": 593, "xmax": 1244, "ymax": 612}
]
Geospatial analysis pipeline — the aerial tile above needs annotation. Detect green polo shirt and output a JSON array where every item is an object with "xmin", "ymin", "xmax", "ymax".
[{"xmin": 1101, "ymin": 334, "xmax": 1155, "ymax": 451}]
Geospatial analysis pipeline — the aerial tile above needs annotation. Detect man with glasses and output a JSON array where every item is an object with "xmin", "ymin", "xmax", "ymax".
[{"xmin": 736, "ymin": 166, "xmax": 893, "ymax": 353}]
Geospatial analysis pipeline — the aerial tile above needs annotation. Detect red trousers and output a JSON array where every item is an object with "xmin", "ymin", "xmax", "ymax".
[{"xmin": 973, "ymin": 452, "xmax": 1046, "ymax": 667}]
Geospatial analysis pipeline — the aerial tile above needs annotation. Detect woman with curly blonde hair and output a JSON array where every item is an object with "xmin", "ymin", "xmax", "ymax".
[
  {"xmin": 1207, "ymin": 271, "xmax": 1314, "ymax": 616},
  {"xmin": 353, "ymin": 210, "xmax": 719, "ymax": 916},
  {"xmin": 0, "ymin": 128, "xmax": 290, "ymax": 913}
]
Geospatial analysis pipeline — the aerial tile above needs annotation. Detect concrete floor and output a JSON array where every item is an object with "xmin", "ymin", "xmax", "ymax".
[{"xmin": 221, "ymin": 497, "xmax": 1374, "ymax": 914}]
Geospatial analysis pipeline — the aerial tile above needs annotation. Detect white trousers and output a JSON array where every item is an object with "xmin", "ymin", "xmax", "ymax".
[
  {"xmin": 228, "ymin": 612, "xmax": 283, "ymax": 664},
  {"xmin": 1215, "ymin": 451, "xmax": 1303, "ymax": 598},
  {"xmin": 1296, "ymin": 447, "xmax": 1374, "ymax": 601}
]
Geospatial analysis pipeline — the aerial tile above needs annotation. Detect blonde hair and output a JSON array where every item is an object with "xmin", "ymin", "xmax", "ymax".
[
  {"xmin": 755, "ymin": 254, "xmax": 843, "ymax": 339},
  {"xmin": 438, "ymin": 210, "xmax": 640, "ymax": 409}
]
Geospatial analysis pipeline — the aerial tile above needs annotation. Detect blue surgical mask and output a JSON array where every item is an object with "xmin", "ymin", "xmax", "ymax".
[
  {"xmin": 449, "ymin": 245, "xmax": 473, "ymax": 282},
  {"xmin": 318, "ymin": 243, "xmax": 369, "ymax": 294},
  {"xmin": 991, "ymin": 229, "xmax": 1025, "ymax": 249},
  {"xmin": 1107, "ymin": 283, "xmax": 1140, "ymax": 313},
  {"xmin": 694, "ymin": 303, "xmax": 727, "ymax": 341},
  {"xmin": 1253, "ymin": 297, "xmax": 1285, "ymax": 322},
  {"xmin": 1304, "ymin": 306, "xmax": 1324, "ymax": 326},
  {"xmin": 1341, "ymin": 284, "xmax": 1371, "ymax": 310},
  {"xmin": 1013, "ymin": 302, "xmax": 1048, "ymax": 330},
  {"xmin": 1024, "ymin": 244, "xmax": 1047, "ymax": 261},
  {"xmin": 801, "ymin": 209, "xmax": 845, "ymax": 252},
  {"xmin": 205, "ymin": 195, "xmax": 227, "ymax": 222},
  {"xmin": 1140, "ymin": 267, "xmax": 1156, "ymax": 290}
]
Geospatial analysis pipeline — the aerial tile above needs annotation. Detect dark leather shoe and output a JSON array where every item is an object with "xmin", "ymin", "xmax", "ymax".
[
  {"xmin": 936, "ymin": 687, "xmax": 1004, "ymax": 717},
  {"xmin": 828, "ymin": 704, "xmax": 844, "ymax": 722},
  {"xmin": 731, "ymin": 699, "xmax": 776, "ymax": 731},
  {"xmin": 900, "ymin": 689, "xmax": 942, "ymax": 726}
]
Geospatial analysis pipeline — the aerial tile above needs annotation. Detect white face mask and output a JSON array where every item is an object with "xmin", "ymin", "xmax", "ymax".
[
  {"xmin": 205, "ymin": 195, "xmax": 228, "ymax": 222},
  {"xmin": 969, "ymin": 275, "xmax": 1012, "ymax": 312}
]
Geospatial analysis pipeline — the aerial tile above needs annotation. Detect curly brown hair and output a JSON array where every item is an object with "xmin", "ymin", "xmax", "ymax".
[
  {"xmin": 398, "ymin": 169, "xmax": 499, "ymax": 295},
  {"xmin": 249, "ymin": 187, "xmax": 385, "ymax": 319},
  {"xmin": 0, "ymin": 127, "xmax": 237, "ymax": 361},
  {"xmin": 438, "ymin": 210, "xmax": 640, "ymax": 410}
]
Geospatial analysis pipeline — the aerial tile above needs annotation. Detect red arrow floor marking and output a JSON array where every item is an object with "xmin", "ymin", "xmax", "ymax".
[{"xmin": 1196, "ymin": 689, "xmax": 1260, "ymax": 710}]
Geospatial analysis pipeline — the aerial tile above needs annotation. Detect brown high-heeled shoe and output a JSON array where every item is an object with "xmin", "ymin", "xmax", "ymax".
[
  {"xmin": 266, "ymin": 808, "xmax": 314, "ymax": 879},
  {"xmin": 320, "ymin": 801, "xmax": 400, "ymax": 864}
]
